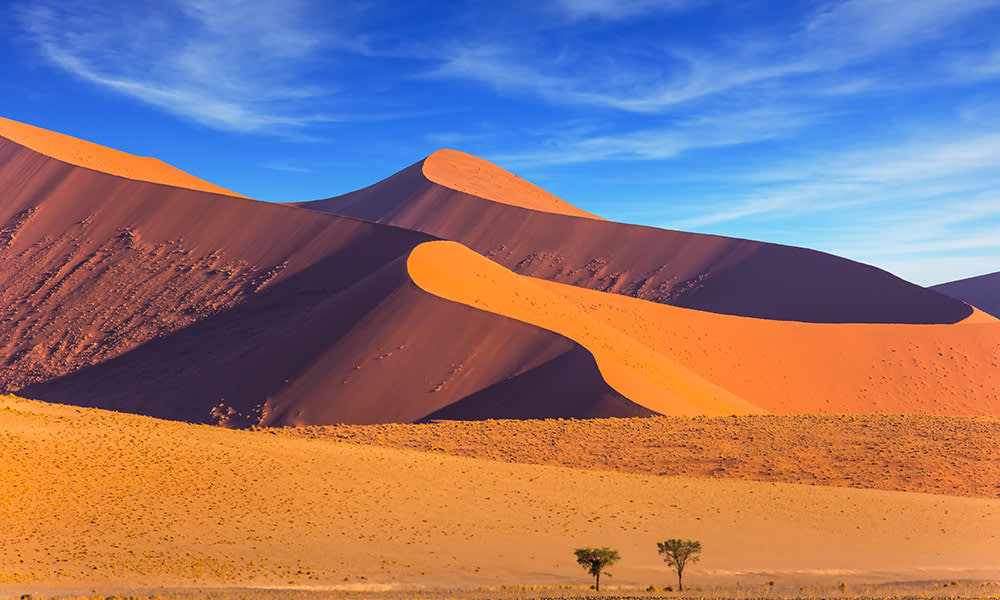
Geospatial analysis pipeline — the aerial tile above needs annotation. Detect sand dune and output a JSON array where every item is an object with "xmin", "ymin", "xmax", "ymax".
[
  {"xmin": 0, "ymin": 116, "xmax": 246, "ymax": 197},
  {"xmin": 0, "ymin": 125, "xmax": 649, "ymax": 423},
  {"xmin": 302, "ymin": 153, "xmax": 970, "ymax": 325},
  {"xmin": 407, "ymin": 241, "xmax": 1000, "ymax": 415},
  {"xmin": 933, "ymin": 271, "xmax": 1000, "ymax": 319},
  {"xmin": 2, "ymin": 395, "xmax": 998, "ymax": 590},
  {"xmin": 2, "ymin": 117, "xmax": 997, "ymax": 423}
]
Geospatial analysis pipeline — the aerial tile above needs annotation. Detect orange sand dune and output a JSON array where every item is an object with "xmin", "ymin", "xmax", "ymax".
[
  {"xmin": 422, "ymin": 149, "xmax": 602, "ymax": 219},
  {"xmin": 1, "ymin": 129, "xmax": 648, "ymax": 423},
  {"xmin": 538, "ymin": 274, "xmax": 1000, "ymax": 415},
  {"xmin": 0, "ymin": 116, "xmax": 246, "ymax": 197},
  {"xmin": 408, "ymin": 241, "xmax": 1000, "ymax": 416},
  {"xmin": 2, "ymin": 395, "xmax": 998, "ymax": 590},
  {"xmin": 408, "ymin": 241, "xmax": 758, "ymax": 416}
]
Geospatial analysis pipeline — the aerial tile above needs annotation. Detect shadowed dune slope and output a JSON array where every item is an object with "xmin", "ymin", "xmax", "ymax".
[
  {"xmin": 301, "ymin": 155, "xmax": 970, "ymax": 324},
  {"xmin": 2, "ymin": 396, "xmax": 998, "ymax": 588},
  {"xmin": 933, "ymin": 271, "xmax": 1000, "ymax": 319},
  {"xmin": 0, "ymin": 116, "xmax": 246, "ymax": 197},
  {"xmin": 0, "ymin": 131, "xmax": 646, "ymax": 424}
]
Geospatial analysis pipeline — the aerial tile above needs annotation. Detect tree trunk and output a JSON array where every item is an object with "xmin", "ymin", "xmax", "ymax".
[
  {"xmin": 678, "ymin": 569, "xmax": 683, "ymax": 592},
  {"xmin": 596, "ymin": 571, "xmax": 600, "ymax": 591}
]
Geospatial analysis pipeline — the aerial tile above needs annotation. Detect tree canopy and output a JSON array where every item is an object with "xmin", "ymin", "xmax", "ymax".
[
  {"xmin": 657, "ymin": 538, "xmax": 702, "ymax": 591},
  {"xmin": 574, "ymin": 547, "xmax": 620, "ymax": 591}
]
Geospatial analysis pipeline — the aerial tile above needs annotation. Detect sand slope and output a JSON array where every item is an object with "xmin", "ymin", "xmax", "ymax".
[
  {"xmin": 0, "ymin": 116, "xmax": 246, "ymax": 197},
  {"xmin": 2, "ymin": 395, "xmax": 998, "ymax": 589},
  {"xmin": 0, "ymin": 128, "xmax": 648, "ymax": 424},
  {"xmin": 422, "ymin": 149, "xmax": 602, "ymax": 219},
  {"xmin": 536, "ymin": 276, "xmax": 1000, "ymax": 415},
  {"xmin": 406, "ymin": 241, "xmax": 1000, "ymax": 415},
  {"xmin": 933, "ymin": 271, "xmax": 1000, "ymax": 319},
  {"xmin": 409, "ymin": 241, "xmax": 758, "ymax": 416},
  {"xmin": 301, "ymin": 155, "xmax": 970, "ymax": 325}
]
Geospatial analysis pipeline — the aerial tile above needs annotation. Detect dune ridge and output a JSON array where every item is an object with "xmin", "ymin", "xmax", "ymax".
[
  {"xmin": 422, "ymin": 149, "xmax": 603, "ymax": 219},
  {"xmin": 303, "ymin": 156, "xmax": 971, "ymax": 325},
  {"xmin": 2, "ymin": 395, "xmax": 998, "ymax": 589},
  {"xmin": 0, "ymin": 116, "xmax": 246, "ymax": 197}
]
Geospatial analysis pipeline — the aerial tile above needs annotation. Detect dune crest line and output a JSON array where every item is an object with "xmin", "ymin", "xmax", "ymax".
[{"xmin": 0, "ymin": 116, "xmax": 246, "ymax": 197}]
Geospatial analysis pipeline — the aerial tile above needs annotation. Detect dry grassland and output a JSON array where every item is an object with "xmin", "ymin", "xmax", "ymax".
[
  {"xmin": 281, "ymin": 415, "xmax": 1000, "ymax": 498},
  {"xmin": 4, "ymin": 580, "xmax": 1000, "ymax": 600}
]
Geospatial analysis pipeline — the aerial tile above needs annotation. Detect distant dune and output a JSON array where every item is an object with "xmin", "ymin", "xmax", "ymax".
[
  {"xmin": 301, "ymin": 152, "xmax": 971, "ymax": 325},
  {"xmin": 933, "ymin": 271, "xmax": 1000, "ymax": 319},
  {"xmin": 2, "ymin": 395, "xmax": 998, "ymax": 589}
]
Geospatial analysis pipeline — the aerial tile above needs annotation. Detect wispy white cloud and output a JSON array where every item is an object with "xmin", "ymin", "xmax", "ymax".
[
  {"xmin": 548, "ymin": 0, "xmax": 705, "ymax": 21},
  {"xmin": 427, "ymin": 0, "xmax": 1000, "ymax": 114},
  {"xmin": 659, "ymin": 127, "xmax": 1000, "ymax": 285},
  {"xmin": 16, "ymin": 0, "xmax": 357, "ymax": 135},
  {"xmin": 487, "ymin": 105, "xmax": 822, "ymax": 166},
  {"xmin": 676, "ymin": 130, "xmax": 1000, "ymax": 227},
  {"xmin": 262, "ymin": 161, "xmax": 311, "ymax": 173}
]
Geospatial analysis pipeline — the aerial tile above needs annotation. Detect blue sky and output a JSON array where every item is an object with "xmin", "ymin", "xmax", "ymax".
[{"xmin": 3, "ymin": 0, "xmax": 999, "ymax": 285}]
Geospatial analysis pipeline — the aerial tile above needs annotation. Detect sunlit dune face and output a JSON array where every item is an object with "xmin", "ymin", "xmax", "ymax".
[
  {"xmin": 422, "ymin": 148, "xmax": 603, "ymax": 219},
  {"xmin": 407, "ymin": 240, "xmax": 760, "ymax": 416},
  {"xmin": 0, "ymin": 116, "xmax": 246, "ymax": 198},
  {"xmin": 535, "ymin": 270, "xmax": 1000, "ymax": 416},
  {"xmin": 407, "ymin": 240, "xmax": 1000, "ymax": 417}
]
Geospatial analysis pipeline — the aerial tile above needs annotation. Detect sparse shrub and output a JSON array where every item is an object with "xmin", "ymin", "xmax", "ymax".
[{"xmin": 574, "ymin": 546, "xmax": 620, "ymax": 591}]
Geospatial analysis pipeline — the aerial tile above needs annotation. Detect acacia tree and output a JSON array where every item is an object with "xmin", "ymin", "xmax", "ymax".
[
  {"xmin": 657, "ymin": 539, "xmax": 702, "ymax": 591},
  {"xmin": 574, "ymin": 547, "xmax": 620, "ymax": 591}
]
